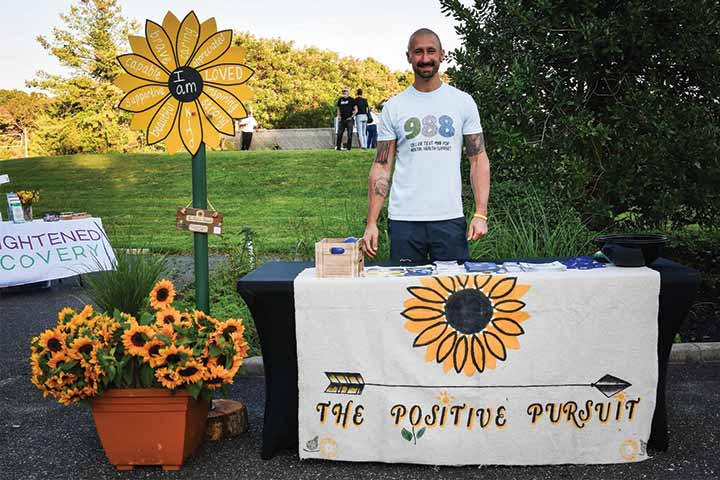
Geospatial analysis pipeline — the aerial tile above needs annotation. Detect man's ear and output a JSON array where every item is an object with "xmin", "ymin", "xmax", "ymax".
[
  {"xmin": 440, "ymin": 49, "xmax": 445, "ymax": 62},
  {"xmin": 406, "ymin": 51, "xmax": 411, "ymax": 63}
]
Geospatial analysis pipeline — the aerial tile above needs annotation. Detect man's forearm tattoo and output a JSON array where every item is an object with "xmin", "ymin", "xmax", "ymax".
[
  {"xmin": 373, "ymin": 176, "xmax": 390, "ymax": 197},
  {"xmin": 464, "ymin": 133, "xmax": 486, "ymax": 156},
  {"xmin": 375, "ymin": 142, "xmax": 392, "ymax": 164}
]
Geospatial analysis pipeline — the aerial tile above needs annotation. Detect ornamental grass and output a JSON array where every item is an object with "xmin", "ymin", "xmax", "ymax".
[{"xmin": 30, "ymin": 279, "xmax": 249, "ymax": 405}]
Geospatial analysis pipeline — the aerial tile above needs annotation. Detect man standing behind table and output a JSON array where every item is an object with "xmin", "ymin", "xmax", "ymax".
[
  {"xmin": 336, "ymin": 87, "xmax": 356, "ymax": 150},
  {"xmin": 238, "ymin": 109, "xmax": 259, "ymax": 151},
  {"xmin": 361, "ymin": 28, "xmax": 490, "ymax": 263}
]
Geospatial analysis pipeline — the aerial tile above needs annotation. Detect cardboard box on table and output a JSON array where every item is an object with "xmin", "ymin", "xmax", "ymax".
[{"xmin": 315, "ymin": 238, "xmax": 364, "ymax": 278}]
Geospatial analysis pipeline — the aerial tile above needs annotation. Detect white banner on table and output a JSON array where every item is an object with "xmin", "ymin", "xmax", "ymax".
[
  {"xmin": 295, "ymin": 267, "xmax": 660, "ymax": 465},
  {"xmin": 0, "ymin": 218, "xmax": 116, "ymax": 288}
]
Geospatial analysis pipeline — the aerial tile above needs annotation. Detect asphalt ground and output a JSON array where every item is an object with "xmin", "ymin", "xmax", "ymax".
[{"xmin": 1, "ymin": 279, "xmax": 719, "ymax": 480}]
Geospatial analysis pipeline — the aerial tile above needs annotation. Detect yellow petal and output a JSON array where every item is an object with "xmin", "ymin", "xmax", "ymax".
[
  {"xmin": 220, "ymin": 84, "xmax": 254, "ymax": 103},
  {"xmin": 488, "ymin": 277, "xmax": 517, "ymax": 299},
  {"xmin": 493, "ymin": 310, "xmax": 530, "ymax": 323},
  {"xmin": 401, "ymin": 306, "xmax": 444, "ymax": 322},
  {"xmin": 175, "ymin": 11, "xmax": 200, "ymax": 66},
  {"xmin": 128, "ymin": 35, "xmax": 153, "ymax": 59},
  {"xmin": 129, "ymin": 105, "xmax": 162, "ymax": 131},
  {"xmin": 113, "ymin": 73, "xmax": 159, "ymax": 93},
  {"xmin": 493, "ymin": 299, "xmax": 526, "ymax": 313},
  {"xmin": 199, "ymin": 63, "xmax": 254, "ymax": 86},
  {"xmin": 165, "ymin": 128, "xmax": 183, "ymax": 154},
  {"xmin": 472, "ymin": 274, "xmax": 492, "ymax": 290},
  {"xmin": 118, "ymin": 54, "xmax": 167, "ymax": 83},
  {"xmin": 455, "ymin": 275, "xmax": 469, "ymax": 288},
  {"xmin": 161, "ymin": 11, "xmax": 181, "ymax": 45},
  {"xmin": 426, "ymin": 276, "xmax": 456, "ymax": 296},
  {"xmin": 146, "ymin": 20, "xmax": 177, "ymax": 71},
  {"xmin": 491, "ymin": 318, "xmax": 524, "ymax": 336},
  {"xmin": 413, "ymin": 322, "xmax": 447, "ymax": 347},
  {"xmin": 179, "ymin": 101, "xmax": 203, "ymax": 155},
  {"xmin": 200, "ymin": 113, "xmax": 221, "ymax": 150},
  {"xmin": 198, "ymin": 93, "xmax": 235, "ymax": 135},
  {"xmin": 436, "ymin": 331, "xmax": 457, "ymax": 362},
  {"xmin": 471, "ymin": 335, "xmax": 485, "ymax": 372},
  {"xmin": 118, "ymin": 85, "xmax": 169, "ymax": 113},
  {"xmin": 453, "ymin": 336, "xmax": 468, "ymax": 373},
  {"xmin": 504, "ymin": 284, "xmax": 531, "ymax": 300},
  {"xmin": 203, "ymin": 84, "xmax": 248, "ymax": 119},
  {"xmin": 198, "ymin": 17, "xmax": 217, "ymax": 46},
  {"xmin": 205, "ymin": 46, "xmax": 247, "ymax": 67},
  {"xmin": 406, "ymin": 286, "xmax": 446, "ymax": 304},
  {"xmin": 403, "ymin": 297, "xmax": 435, "ymax": 310},
  {"xmin": 404, "ymin": 319, "xmax": 436, "ymax": 334},
  {"xmin": 483, "ymin": 331, "xmax": 507, "ymax": 360},
  {"xmin": 190, "ymin": 30, "xmax": 232, "ymax": 68},
  {"xmin": 147, "ymin": 98, "xmax": 179, "ymax": 144}
]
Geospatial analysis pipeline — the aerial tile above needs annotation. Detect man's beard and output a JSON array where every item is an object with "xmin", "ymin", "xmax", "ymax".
[{"xmin": 413, "ymin": 62, "xmax": 438, "ymax": 79}]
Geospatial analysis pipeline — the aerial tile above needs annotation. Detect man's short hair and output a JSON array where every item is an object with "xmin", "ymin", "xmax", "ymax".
[
  {"xmin": 407, "ymin": 28, "xmax": 443, "ymax": 52},
  {"xmin": 356, "ymin": 88, "xmax": 363, "ymax": 95}
]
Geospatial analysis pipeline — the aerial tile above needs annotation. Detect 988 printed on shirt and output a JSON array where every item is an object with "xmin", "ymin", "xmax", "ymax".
[{"xmin": 404, "ymin": 115, "xmax": 455, "ymax": 139}]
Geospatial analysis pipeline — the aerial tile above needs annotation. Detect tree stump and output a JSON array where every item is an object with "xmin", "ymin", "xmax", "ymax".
[{"xmin": 205, "ymin": 400, "xmax": 248, "ymax": 440}]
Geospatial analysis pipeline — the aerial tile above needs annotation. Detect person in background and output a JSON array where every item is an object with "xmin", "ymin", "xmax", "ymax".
[
  {"xmin": 366, "ymin": 105, "xmax": 378, "ymax": 148},
  {"xmin": 238, "ymin": 109, "xmax": 259, "ymax": 151},
  {"xmin": 336, "ymin": 87, "xmax": 356, "ymax": 150},
  {"xmin": 354, "ymin": 88, "xmax": 370, "ymax": 149}
]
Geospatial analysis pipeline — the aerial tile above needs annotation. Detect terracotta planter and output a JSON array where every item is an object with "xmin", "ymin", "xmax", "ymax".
[{"xmin": 89, "ymin": 388, "xmax": 209, "ymax": 471}]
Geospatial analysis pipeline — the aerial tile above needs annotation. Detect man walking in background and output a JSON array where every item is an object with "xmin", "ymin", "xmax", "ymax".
[
  {"xmin": 361, "ymin": 28, "xmax": 490, "ymax": 262},
  {"xmin": 238, "ymin": 109, "xmax": 259, "ymax": 151},
  {"xmin": 354, "ymin": 88, "xmax": 370, "ymax": 149},
  {"xmin": 336, "ymin": 87, "xmax": 356, "ymax": 150}
]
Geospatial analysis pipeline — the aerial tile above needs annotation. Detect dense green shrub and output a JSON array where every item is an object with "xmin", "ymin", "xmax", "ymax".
[{"xmin": 442, "ymin": 0, "xmax": 720, "ymax": 229}]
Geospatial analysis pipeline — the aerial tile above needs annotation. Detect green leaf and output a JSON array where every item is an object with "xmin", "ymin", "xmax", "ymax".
[
  {"xmin": 155, "ymin": 333, "xmax": 172, "ymax": 345},
  {"xmin": 139, "ymin": 363, "xmax": 154, "ymax": 388},
  {"xmin": 401, "ymin": 428, "xmax": 413, "ymax": 442},
  {"xmin": 139, "ymin": 312, "xmax": 154, "ymax": 326},
  {"xmin": 416, "ymin": 427, "xmax": 426, "ymax": 439},
  {"xmin": 209, "ymin": 344, "xmax": 221, "ymax": 357},
  {"xmin": 60, "ymin": 360, "xmax": 78, "ymax": 372},
  {"xmin": 186, "ymin": 381, "xmax": 203, "ymax": 399},
  {"xmin": 177, "ymin": 337, "xmax": 194, "ymax": 346}
]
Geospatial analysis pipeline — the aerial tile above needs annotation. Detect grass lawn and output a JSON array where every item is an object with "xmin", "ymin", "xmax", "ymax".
[{"xmin": 1, "ymin": 150, "xmax": 376, "ymax": 257}]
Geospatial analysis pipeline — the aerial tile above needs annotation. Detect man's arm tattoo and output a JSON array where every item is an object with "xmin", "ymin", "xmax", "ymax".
[
  {"xmin": 373, "ymin": 176, "xmax": 390, "ymax": 197},
  {"xmin": 375, "ymin": 142, "xmax": 392, "ymax": 164},
  {"xmin": 464, "ymin": 133, "xmax": 486, "ymax": 156}
]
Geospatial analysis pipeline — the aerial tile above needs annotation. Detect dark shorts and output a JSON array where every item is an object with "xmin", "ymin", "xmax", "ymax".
[{"xmin": 388, "ymin": 217, "xmax": 469, "ymax": 263}]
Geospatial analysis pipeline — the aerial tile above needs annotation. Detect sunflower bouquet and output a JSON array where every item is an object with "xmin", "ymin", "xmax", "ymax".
[
  {"xmin": 30, "ymin": 279, "xmax": 249, "ymax": 405},
  {"xmin": 16, "ymin": 190, "xmax": 41, "ymax": 206}
]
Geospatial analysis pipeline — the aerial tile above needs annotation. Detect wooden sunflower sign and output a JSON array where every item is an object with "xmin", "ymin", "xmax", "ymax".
[
  {"xmin": 114, "ymin": 11, "xmax": 254, "ymax": 313},
  {"xmin": 114, "ymin": 11, "xmax": 253, "ymax": 154}
]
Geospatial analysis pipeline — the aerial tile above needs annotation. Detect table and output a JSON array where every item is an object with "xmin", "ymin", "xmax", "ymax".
[
  {"xmin": 0, "ymin": 218, "xmax": 115, "ymax": 288},
  {"xmin": 237, "ymin": 259, "xmax": 700, "ymax": 460}
]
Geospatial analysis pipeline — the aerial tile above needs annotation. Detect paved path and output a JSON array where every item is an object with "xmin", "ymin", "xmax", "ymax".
[{"xmin": 1, "ymin": 281, "xmax": 718, "ymax": 479}]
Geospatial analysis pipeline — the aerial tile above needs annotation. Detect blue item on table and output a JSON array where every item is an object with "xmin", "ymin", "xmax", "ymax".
[
  {"xmin": 560, "ymin": 256, "xmax": 606, "ymax": 269},
  {"xmin": 330, "ymin": 247, "xmax": 345, "ymax": 254},
  {"xmin": 343, "ymin": 237, "xmax": 358, "ymax": 243},
  {"xmin": 464, "ymin": 261, "xmax": 501, "ymax": 272}
]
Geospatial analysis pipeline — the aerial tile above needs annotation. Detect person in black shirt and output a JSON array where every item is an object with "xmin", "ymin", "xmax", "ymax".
[
  {"xmin": 354, "ymin": 88, "xmax": 369, "ymax": 149},
  {"xmin": 336, "ymin": 87, "xmax": 356, "ymax": 150}
]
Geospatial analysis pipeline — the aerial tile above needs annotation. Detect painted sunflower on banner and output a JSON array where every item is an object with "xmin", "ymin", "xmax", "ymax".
[
  {"xmin": 402, "ymin": 275, "xmax": 531, "ymax": 377},
  {"xmin": 115, "ymin": 11, "xmax": 254, "ymax": 155}
]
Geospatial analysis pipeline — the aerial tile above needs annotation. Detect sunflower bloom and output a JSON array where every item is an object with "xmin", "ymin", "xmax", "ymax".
[
  {"xmin": 57, "ymin": 307, "xmax": 76, "ymax": 323},
  {"xmin": 121, "ymin": 324, "xmax": 156, "ymax": 356},
  {"xmin": 402, "ymin": 275, "xmax": 531, "ymax": 377},
  {"xmin": 177, "ymin": 359, "xmax": 205, "ymax": 384},
  {"xmin": 115, "ymin": 11, "xmax": 254, "ymax": 155},
  {"xmin": 38, "ymin": 329, "xmax": 67, "ymax": 354},
  {"xmin": 70, "ymin": 337, "xmax": 100, "ymax": 361},
  {"xmin": 143, "ymin": 338, "xmax": 167, "ymax": 366},
  {"xmin": 155, "ymin": 307, "xmax": 182, "ymax": 326},
  {"xmin": 203, "ymin": 364, "xmax": 234, "ymax": 389},
  {"xmin": 216, "ymin": 318, "xmax": 245, "ymax": 341},
  {"xmin": 157, "ymin": 344, "xmax": 193, "ymax": 366},
  {"xmin": 150, "ymin": 279, "xmax": 176, "ymax": 310},
  {"xmin": 155, "ymin": 367, "xmax": 182, "ymax": 389}
]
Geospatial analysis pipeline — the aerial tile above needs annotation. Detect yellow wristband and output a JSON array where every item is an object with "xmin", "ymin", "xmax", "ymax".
[{"xmin": 473, "ymin": 213, "xmax": 488, "ymax": 221}]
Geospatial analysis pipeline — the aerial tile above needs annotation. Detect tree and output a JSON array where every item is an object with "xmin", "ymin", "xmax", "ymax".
[
  {"xmin": 441, "ymin": 0, "xmax": 720, "ymax": 228},
  {"xmin": 0, "ymin": 90, "xmax": 46, "ymax": 158},
  {"xmin": 233, "ymin": 32, "xmax": 411, "ymax": 129},
  {"xmin": 30, "ymin": 0, "xmax": 142, "ymax": 154}
]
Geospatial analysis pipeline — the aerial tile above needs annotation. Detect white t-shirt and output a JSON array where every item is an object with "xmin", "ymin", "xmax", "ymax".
[
  {"xmin": 240, "ymin": 116, "xmax": 258, "ymax": 133},
  {"xmin": 377, "ymin": 83, "xmax": 482, "ymax": 221}
]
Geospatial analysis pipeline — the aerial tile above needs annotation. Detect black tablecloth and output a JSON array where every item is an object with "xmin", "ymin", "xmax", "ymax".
[{"xmin": 237, "ymin": 259, "xmax": 700, "ymax": 460}]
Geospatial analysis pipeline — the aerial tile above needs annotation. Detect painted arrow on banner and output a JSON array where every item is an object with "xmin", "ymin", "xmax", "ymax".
[{"xmin": 323, "ymin": 372, "xmax": 632, "ymax": 398}]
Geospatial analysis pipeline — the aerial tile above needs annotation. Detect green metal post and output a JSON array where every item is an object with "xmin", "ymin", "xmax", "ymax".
[{"xmin": 191, "ymin": 143, "xmax": 210, "ymax": 313}]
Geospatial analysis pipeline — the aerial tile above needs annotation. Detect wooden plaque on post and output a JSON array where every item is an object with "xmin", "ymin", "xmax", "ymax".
[{"xmin": 176, "ymin": 207, "xmax": 224, "ymax": 235}]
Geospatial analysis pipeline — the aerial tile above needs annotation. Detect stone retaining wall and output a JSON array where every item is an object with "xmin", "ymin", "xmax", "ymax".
[{"xmin": 226, "ymin": 128, "xmax": 359, "ymax": 151}]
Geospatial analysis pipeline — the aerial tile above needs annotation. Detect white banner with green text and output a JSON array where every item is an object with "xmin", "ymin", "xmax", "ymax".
[
  {"xmin": 0, "ymin": 218, "xmax": 115, "ymax": 288},
  {"xmin": 294, "ymin": 266, "xmax": 660, "ymax": 465}
]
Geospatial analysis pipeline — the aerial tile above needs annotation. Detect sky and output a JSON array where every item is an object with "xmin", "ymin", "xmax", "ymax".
[{"xmin": 0, "ymin": 0, "xmax": 469, "ymax": 91}]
